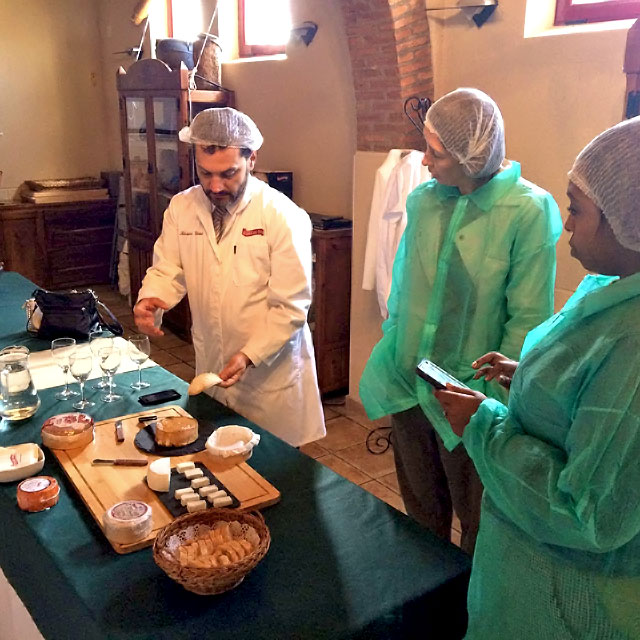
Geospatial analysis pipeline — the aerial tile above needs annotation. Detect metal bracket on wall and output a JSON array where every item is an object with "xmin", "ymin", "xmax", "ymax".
[{"xmin": 426, "ymin": 0, "xmax": 498, "ymax": 28}]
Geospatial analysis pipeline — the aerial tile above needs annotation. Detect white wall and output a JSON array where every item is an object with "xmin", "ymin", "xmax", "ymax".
[
  {"xmin": 220, "ymin": 0, "xmax": 356, "ymax": 216},
  {"xmin": 0, "ymin": 1, "xmax": 113, "ymax": 200}
]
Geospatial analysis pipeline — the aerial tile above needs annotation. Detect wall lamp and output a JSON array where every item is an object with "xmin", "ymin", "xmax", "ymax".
[
  {"xmin": 290, "ymin": 21, "xmax": 319, "ymax": 46},
  {"xmin": 426, "ymin": 0, "xmax": 498, "ymax": 28}
]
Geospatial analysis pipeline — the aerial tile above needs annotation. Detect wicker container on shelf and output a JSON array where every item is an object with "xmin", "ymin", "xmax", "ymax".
[{"xmin": 153, "ymin": 508, "xmax": 271, "ymax": 595}]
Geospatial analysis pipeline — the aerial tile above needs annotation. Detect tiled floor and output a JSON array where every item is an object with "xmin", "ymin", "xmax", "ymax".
[{"xmin": 94, "ymin": 283, "xmax": 462, "ymax": 547}]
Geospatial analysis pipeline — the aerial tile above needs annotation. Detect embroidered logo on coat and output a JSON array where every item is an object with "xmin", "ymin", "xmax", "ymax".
[{"xmin": 242, "ymin": 228, "xmax": 265, "ymax": 236}]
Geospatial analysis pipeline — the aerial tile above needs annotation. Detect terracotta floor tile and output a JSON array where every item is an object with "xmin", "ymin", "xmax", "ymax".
[
  {"xmin": 149, "ymin": 332, "xmax": 189, "ymax": 349},
  {"xmin": 315, "ymin": 454, "xmax": 370, "ymax": 485},
  {"xmin": 323, "ymin": 405, "xmax": 339, "ymax": 422},
  {"xmin": 331, "ymin": 397, "xmax": 390, "ymax": 431},
  {"xmin": 334, "ymin": 441, "xmax": 396, "ymax": 479},
  {"xmin": 299, "ymin": 441, "xmax": 328, "ymax": 459},
  {"xmin": 165, "ymin": 362, "xmax": 195, "ymax": 382},
  {"xmin": 378, "ymin": 471, "xmax": 400, "ymax": 493},
  {"xmin": 150, "ymin": 350, "xmax": 181, "ymax": 367},
  {"xmin": 167, "ymin": 344, "xmax": 196, "ymax": 361},
  {"xmin": 315, "ymin": 416, "xmax": 369, "ymax": 452},
  {"xmin": 360, "ymin": 480, "xmax": 406, "ymax": 513}
]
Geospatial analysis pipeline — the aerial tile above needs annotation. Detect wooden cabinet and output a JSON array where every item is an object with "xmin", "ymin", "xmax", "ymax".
[
  {"xmin": 310, "ymin": 226, "xmax": 352, "ymax": 396},
  {"xmin": 116, "ymin": 59, "xmax": 234, "ymax": 341},
  {"xmin": 0, "ymin": 200, "xmax": 116, "ymax": 288}
]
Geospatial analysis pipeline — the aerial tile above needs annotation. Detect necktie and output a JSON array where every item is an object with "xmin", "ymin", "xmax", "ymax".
[{"xmin": 212, "ymin": 205, "xmax": 227, "ymax": 242}]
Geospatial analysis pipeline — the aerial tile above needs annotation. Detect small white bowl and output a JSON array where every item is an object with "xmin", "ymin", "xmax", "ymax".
[
  {"xmin": 205, "ymin": 425, "xmax": 260, "ymax": 459},
  {"xmin": 0, "ymin": 443, "xmax": 45, "ymax": 483}
]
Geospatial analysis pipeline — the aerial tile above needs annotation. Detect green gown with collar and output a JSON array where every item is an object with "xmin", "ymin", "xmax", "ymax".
[
  {"xmin": 461, "ymin": 272, "xmax": 640, "ymax": 639},
  {"xmin": 359, "ymin": 161, "xmax": 562, "ymax": 449}
]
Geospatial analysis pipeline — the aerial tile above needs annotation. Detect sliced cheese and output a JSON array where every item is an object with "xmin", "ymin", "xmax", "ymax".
[
  {"xmin": 188, "ymin": 372, "xmax": 223, "ymax": 396},
  {"xmin": 147, "ymin": 457, "xmax": 171, "ymax": 492},
  {"xmin": 184, "ymin": 468, "xmax": 203, "ymax": 480},
  {"xmin": 206, "ymin": 490, "xmax": 227, "ymax": 503},
  {"xmin": 199, "ymin": 484, "xmax": 219, "ymax": 497},
  {"xmin": 175, "ymin": 487, "xmax": 195, "ymax": 500},
  {"xmin": 180, "ymin": 492, "xmax": 200, "ymax": 506},
  {"xmin": 212, "ymin": 495, "xmax": 233, "ymax": 508},
  {"xmin": 176, "ymin": 461, "xmax": 195, "ymax": 473}
]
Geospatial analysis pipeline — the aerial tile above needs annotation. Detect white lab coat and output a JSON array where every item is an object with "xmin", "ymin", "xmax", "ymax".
[
  {"xmin": 362, "ymin": 150, "xmax": 431, "ymax": 318},
  {"xmin": 138, "ymin": 176, "xmax": 325, "ymax": 447}
]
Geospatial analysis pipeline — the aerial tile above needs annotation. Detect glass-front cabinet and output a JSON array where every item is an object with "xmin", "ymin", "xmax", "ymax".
[{"xmin": 117, "ymin": 59, "xmax": 234, "ymax": 340}]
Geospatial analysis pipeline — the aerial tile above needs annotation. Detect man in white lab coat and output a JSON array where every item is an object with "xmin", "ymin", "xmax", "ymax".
[{"xmin": 133, "ymin": 108, "xmax": 325, "ymax": 447}]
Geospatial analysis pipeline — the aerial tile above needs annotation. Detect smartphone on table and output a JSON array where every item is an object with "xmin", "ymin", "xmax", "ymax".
[
  {"xmin": 138, "ymin": 389, "xmax": 181, "ymax": 406},
  {"xmin": 415, "ymin": 358, "xmax": 469, "ymax": 390}
]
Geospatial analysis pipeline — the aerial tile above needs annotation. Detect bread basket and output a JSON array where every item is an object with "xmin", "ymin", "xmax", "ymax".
[{"xmin": 153, "ymin": 508, "xmax": 270, "ymax": 595}]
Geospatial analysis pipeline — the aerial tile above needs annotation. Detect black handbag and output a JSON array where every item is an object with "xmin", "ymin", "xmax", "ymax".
[{"xmin": 25, "ymin": 288, "xmax": 124, "ymax": 340}]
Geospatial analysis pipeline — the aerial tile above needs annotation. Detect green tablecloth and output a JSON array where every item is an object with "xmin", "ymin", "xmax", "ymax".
[{"xmin": 0, "ymin": 272, "xmax": 471, "ymax": 639}]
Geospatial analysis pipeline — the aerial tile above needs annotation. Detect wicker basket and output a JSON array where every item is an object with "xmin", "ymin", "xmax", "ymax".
[{"xmin": 153, "ymin": 509, "xmax": 270, "ymax": 595}]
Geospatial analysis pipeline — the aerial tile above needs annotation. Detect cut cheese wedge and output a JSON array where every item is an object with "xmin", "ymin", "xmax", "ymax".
[
  {"xmin": 147, "ymin": 457, "xmax": 171, "ymax": 492},
  {"xmin": 188, "ymin": 372, "xmax": 223, "ymax": 395}
]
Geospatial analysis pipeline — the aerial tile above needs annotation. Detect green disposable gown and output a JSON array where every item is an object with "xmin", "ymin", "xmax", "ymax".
[
  {"xmin": 462, "ymin": 272, "xmax": 640, "ymax": 639},
  {"xmin": 359, "ymin": 161, "xmax": 563, "ymax": 450}
]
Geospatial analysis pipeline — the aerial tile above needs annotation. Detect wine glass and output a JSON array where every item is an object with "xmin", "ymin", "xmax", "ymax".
[
  {"xmin": 69, "ymin": 348, "xmax": 95, "ymax": 410},
  {"xmin": 51, "ymin": 338, "xmax": 79, "ymax": 400},
  {"xmin": 89, "ymin": 332, "xmax": 113, "ymax": 390},
  {"xmin": 128, "ymin": 334, "xmax": 151, "ymax": 390},
  {"xmin": 99, "ymin": 346, "xmax": 122, "ymax": 403}
]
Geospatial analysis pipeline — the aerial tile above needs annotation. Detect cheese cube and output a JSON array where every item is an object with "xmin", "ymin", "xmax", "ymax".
[
  {"xmin": 199, "ymin": 485, "xmax": 219, "ymax": 497},
  {"xmin": 176, "ymin": 461, "xmax": 195, "ymax": 473},
  {"xmin": 191, "ymin": 477, "xmax": 210, "ymax": 489},
  {"xmin": 212, "ymin": 496, "xmax": 233, "ymax": 508},
  {"xmin": 187, "ymin": 499, "xmax": 207, "ymax": 513},
  {"xmin": 206, "ymin": 490, "xmax": 227, "ymax": 504},
  {"xmin": 183, "ymin": 468, "xmax": 203, "ymax": 480},
  {"xmin": 175, "ymin": 487, "xmax": 194, "ymax": 500},
  {"xmin": 180, "ymin": 493, "xmax": 199, "ymax": 506}
]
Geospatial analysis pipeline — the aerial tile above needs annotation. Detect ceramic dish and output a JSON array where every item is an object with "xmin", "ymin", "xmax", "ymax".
[{"xmin": 0, "ymin": 443, "xmax": 45, "ymax": 483}]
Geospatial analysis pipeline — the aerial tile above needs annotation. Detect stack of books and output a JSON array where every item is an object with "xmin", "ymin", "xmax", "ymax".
[{"xmin": 22, "ymin": 178, "xmax": 110, "ymax": 204}]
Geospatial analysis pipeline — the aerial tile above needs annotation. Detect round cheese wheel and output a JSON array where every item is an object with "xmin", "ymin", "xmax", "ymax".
[
  {"xmin": 147, "ymin": 457, "xmax": 171, "ymax": 492},
  {"xmin": 103, "ymin": 500, "xmax": 153, "ymax": 544},
  {"xmin": 17, "ymin": 476, "xmax": 60, "ymax": 512},
  {"xmin": 41, "ymin": 413, "xmax": 94, "ymax": 450}
]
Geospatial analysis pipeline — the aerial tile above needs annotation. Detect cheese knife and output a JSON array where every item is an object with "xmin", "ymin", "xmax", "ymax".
[
  {"xmin": 92, "ymin": 458, "xmax": 148, "ymax": 466},
  {"xmin": 114, "ymin": 420, "xmax": 124, "ymax": 443}
]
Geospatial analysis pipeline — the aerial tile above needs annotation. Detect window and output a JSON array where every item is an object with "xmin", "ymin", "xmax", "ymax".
[
  {"xmin": 239, "ymin": 0, "xmax": 291, "ymax": 57},
  {"xmin": 555, "ymin": 0, "xmax": 640, "ymax": 25}
]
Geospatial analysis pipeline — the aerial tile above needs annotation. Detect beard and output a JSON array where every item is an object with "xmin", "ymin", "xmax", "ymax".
[{"xmin": 205, "ymin": 172, "xmax": 249, "ymax": 210}]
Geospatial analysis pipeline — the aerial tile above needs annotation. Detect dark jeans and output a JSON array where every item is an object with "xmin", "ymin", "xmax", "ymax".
[{"xmin": 392, "ymin": 405, "xmax": 483, "ymax": 555}]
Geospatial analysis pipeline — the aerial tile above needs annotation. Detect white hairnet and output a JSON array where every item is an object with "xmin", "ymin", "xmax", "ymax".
[
  {"xmin": 178, "ymin": 107, "xmax": 263, "ymax": 150},
  {"xmin": 568, "ymin": 116, "xmax": 640, "ymax": 252},
  {"xmin": 425, "ymin": 88, "xmax": 505, "ymax": 179}
]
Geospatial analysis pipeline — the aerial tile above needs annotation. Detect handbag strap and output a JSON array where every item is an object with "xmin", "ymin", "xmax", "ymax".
[{"xmin": 96, "ymin": 300, "xmax": 124, "ymax": 337}]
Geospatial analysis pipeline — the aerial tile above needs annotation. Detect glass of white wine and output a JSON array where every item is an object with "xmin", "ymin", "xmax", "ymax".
[
  {"xmin": 99, "ymin": 346, "xmax": 122, "ymax": 403},
  {"xmin": 128, "ymin": 334, "xmax": 151, "ymax": 390},
  {"xmin": 70, "ymin": 348, "xmax": 95, "ymax": 410},
  {"xmin": 89, "ymin": 332, "xmax": 113, "ymax": 390},
  {"xmin": 51, "ymin": 338, "xmax": 79, "ymax": 400}
]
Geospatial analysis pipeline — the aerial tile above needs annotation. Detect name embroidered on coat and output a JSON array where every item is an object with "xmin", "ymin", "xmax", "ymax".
[{"xmin": 242, "ymin": 228, "xmax": 265, "ymax": 236}]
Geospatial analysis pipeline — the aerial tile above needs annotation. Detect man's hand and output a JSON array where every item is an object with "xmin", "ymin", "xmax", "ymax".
[
  {"xmin": 434, "ymin": 384, "xmax": 486, "ymax": 437},
  {"xmin": 218, "ymin": 352, "xmax": 253, "ymax": 388},
  {"xmin": 133, "ymin": 297, "xmax": 169, "ymax": 337},
  {"xmin": 472, "ymin": 351, "xmax": 518, "ymax": 390}
]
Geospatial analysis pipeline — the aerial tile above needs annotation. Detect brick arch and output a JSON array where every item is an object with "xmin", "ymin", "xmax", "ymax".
[{"xmin": 340, "ymin": 0, "xmax": 433, "ymax": 152}]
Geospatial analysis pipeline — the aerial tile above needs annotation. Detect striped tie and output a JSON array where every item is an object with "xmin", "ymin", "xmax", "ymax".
[{"xmin": 212, "ymin": 205, "xmax": 227, "ymax": 242}]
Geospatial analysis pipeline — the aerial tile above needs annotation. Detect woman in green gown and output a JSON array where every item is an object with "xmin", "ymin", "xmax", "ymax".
[{"xmin": 435, "ymin": 115, "xmax": 640, "ymax": 638}]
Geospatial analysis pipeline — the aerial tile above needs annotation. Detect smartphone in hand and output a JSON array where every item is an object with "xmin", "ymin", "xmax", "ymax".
[{"xmin": 416, "ymin": 359, "xmax": 469, "ymax": 390}]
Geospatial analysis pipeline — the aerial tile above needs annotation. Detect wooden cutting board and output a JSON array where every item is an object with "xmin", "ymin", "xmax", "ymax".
[{"xmin": 52, "ymin": 405, "xmax": 280, "ymax": 554}]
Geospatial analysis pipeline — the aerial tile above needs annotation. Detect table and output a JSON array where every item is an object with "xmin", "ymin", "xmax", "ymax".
[{"xmin": 0, "ymin": 272, "xmax": 471, "ymax": 639}]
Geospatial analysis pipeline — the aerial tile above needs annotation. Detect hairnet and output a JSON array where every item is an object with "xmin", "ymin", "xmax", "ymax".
[
  {"xmin": 568, "ymin": 115, "xmax": 640, "ymax": 252},
  {"xmin": 178, "ymin": 107, "xmax": 263, "ymax": 150},
  {"xmin": 425, "ymin": 88, "xmax": 505, "ymax": 179}
]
